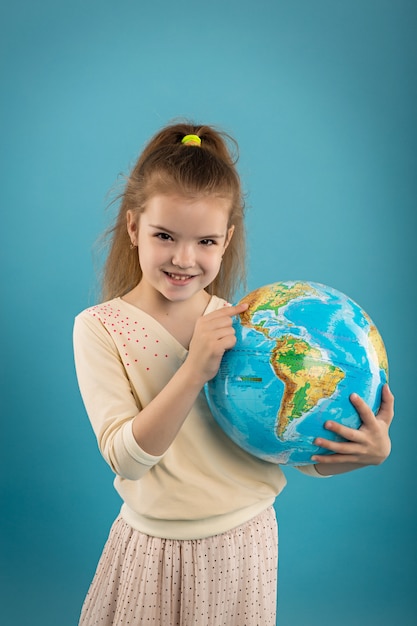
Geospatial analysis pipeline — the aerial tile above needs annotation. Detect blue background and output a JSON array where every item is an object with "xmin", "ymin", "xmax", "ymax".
[{"xmin": 1, "ymin": 1, "xmax": 415, "ymax": 624}]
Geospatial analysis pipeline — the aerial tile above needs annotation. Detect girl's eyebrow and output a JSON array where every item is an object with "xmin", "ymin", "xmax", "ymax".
[
  {"xmin": 148, "ymin": 224, "xmax": 225, "ymax": 239},
  {"xmin": 148, "ymin": 223, "xmax": 175, "ymax": 234}
]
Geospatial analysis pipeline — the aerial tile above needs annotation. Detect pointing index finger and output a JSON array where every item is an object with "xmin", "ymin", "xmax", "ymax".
[
  {"xmin": 229, "ymin": 302, "xmax": 249, "ymax": 316},
  {"xmin": 217, "ymin": 302, "xmax": 248, "ymax": 319}
]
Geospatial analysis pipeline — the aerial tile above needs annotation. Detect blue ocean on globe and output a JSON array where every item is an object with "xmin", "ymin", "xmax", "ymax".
[{"xmin": 205, "ymin": 281, "xmax": 388, "ymax": 465}]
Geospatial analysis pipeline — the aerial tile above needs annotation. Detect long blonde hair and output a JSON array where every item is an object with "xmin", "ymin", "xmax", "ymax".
[{"xmin": 101, "ymin": 122, "xmax": 246, "ymax": 302}]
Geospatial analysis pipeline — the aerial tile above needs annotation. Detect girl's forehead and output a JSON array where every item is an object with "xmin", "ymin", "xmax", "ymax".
[
  {"xmin": 139, "ymin": 194, "xmax": 232, "ymax": 236},
  {"xmin": 143, "ymin": 193, "xmax": 232, "ymax": 218}
]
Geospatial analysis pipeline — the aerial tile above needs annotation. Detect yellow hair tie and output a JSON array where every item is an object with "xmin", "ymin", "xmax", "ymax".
[{"xmin": 181, "ymin": 134, "xmax": 202, "ymax": 147}]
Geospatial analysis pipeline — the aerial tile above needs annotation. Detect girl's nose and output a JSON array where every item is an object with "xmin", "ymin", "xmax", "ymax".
[{"xmin": 172, "ymin": 244, "xmax": 195, "ymax": 269}]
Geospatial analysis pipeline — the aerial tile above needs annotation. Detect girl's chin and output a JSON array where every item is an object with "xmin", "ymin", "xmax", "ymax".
[{"xmin": 158, "ymin": 277, "xmax": 213, "ymax": 303}]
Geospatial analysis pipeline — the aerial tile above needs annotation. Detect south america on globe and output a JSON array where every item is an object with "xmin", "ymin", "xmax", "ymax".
[{"xmin": 205, "ymin": 281, "xmax": 388, "ymax": 465}]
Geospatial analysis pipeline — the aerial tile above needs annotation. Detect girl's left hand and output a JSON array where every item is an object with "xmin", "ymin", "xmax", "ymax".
[{"xmin": 311, "ymin": 384, "xmax": 394, "ymax": 467}]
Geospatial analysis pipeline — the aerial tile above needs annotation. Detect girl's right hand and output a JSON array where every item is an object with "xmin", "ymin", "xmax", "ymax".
[{"xmin": 186, "ymin": 302, "xmax": 248, "ymax": 385}]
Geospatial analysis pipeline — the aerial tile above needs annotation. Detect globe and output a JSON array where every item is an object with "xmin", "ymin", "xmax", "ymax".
[{"xmin": 205, "ymin": 281, "xmax": 388, "ymax": 465}]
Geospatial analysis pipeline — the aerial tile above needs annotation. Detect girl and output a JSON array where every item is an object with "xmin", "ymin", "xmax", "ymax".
[{"xmin": 73, "ymin": 122, "xmax": 394, "ymax": 626}]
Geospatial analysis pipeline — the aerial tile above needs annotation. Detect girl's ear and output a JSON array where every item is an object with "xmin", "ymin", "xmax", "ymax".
[
  {"xmin": 224, "ymin": 225, "xmax": 235, "ymax": 250},
  {"xmin": 126, "ymin": 210, "xmax": 139, "ymax": 246}
]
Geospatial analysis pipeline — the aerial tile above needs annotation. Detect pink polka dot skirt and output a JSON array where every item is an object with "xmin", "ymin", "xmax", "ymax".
[{"xmin": 78, "ymin": 507, "xmax": 278, "ymax": 625}]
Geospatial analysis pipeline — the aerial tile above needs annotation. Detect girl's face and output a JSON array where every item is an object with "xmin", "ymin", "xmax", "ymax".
[{"xmin": 127, "ymin": 193, "xmax": 234, "ymax": 304}]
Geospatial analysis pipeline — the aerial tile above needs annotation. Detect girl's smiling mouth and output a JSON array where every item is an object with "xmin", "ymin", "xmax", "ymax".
[{"xmin": 164, "ymin": 271, "xmax": 196, "ymax": 282}]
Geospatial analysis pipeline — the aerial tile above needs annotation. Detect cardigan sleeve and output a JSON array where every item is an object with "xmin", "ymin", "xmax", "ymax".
[
  {"xmin": 73, "ymin": 312, "xmax": 164, "ymax": 480},
  {"xmin": 296, "ymin": 464, "xmax": 332, "ymax": 477}
]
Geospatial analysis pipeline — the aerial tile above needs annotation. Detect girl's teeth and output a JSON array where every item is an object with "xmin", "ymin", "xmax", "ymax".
[{"xmin": 169, "ymin": 273, "xmax": 190, "ymax": 281}]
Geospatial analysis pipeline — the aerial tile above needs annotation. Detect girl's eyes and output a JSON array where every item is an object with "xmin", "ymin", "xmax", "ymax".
[
  {"xmin": 154, "ymin": 233, "xmax": 216, "ymax": 246},
  {"xmin": 155, "ymin": 232, "xmax": 173, "ymax": 241}
]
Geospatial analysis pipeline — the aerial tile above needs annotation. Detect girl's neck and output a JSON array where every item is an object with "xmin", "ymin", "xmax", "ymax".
[{"xmin": 122, "ymin": 283, "xmax": 211, "ymax": 348}]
